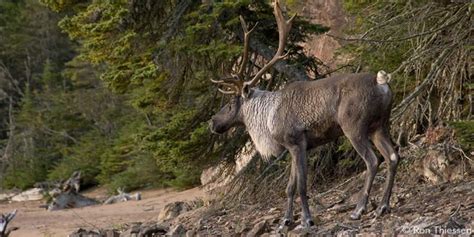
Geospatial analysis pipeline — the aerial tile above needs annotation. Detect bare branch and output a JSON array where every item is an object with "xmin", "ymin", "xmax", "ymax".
[{"xmin": 391, "ymin": 47, "xmax": 453, "ymax": 120}]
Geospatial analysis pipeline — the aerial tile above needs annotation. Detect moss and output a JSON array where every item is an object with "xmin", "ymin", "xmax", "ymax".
[{"xmin": 449, "ymin": 120, "xmax": 474, "ymax": 151}]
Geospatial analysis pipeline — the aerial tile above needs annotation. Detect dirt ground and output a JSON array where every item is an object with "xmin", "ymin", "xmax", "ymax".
[
  {"xmin": 172, "ymin": 172, "xmax": 474, "ymax": 236},
  {"xmin": 0, "ymin": 187, "xmax": 205, "ymax": 237},
  {"xmin": 3, "ymin": 172, "xmax": 472, "ymax": 236}
]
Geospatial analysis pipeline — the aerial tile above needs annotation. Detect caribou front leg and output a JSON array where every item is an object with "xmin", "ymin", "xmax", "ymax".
[
  {"xmin": 289, "ymin": 143, "xmax": 313, "ymax": 228},
  {"xmin": 281, "ymin": 157, "xmax": 297, "ymax": 228}
]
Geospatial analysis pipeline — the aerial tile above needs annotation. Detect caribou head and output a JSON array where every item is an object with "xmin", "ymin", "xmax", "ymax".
[{"xmin": 209, "ymin": 0, "xmax": 294, "ymax": 135}]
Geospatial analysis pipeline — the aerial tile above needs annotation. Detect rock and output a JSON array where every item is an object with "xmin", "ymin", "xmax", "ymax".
[
  {"xmin": 137, "ymin": 223, "xmax": 168, "ymax": 236},
  {"xmin": 104, "ymin": 229, "xmax": 120, "ymax": 237},
  {"xmin": 336, "ymin": 230, "xmax": 358, "ymax": 237},
  {"xmin": 130, "ymin": 224, "xmax": 141, "ymax": 234},
  {"xmin": 0, "ymin": 191, "xmax": 18, "ymax": 201},
  {"xmin": 247, "ymin": 220, "xmax": 268, "ymax": 237},
  {"xmin": 234, "ymin": 141, "xmax": 258, "ymax": 173},
  {"xmin": 185, "ymin": 229, "xmax": 196, "ymax": 237},
  {"xmin": 200, "ymin": 164, "xmax": 234, "ymax": 191},
  {"xmin": 169, "ymin": 224, "xmax": 186, "ymax": 237},
  {"xmin": 195, "ymin": 218, "xmax": 205, "ymax": 230},
  {"xmin": 68, "ymin": 228, "xmax": 102, "ymax": 237},
  {"xmin": 11, "ymin": 188, "xmax": 44, "ymax": 202},
  {"xmin": 278, "ymin": 225, "xmax": 290, "ymax": 235},
  {"xmin": 158, "ymin": 201, "xmax": 192, "ymax": 221},
  {"xmin": 288, "ymin": 228, "xmax": 310, "ymax": 237},
  {"xmin": 119, "ymin": 227, "xmax": 134, "ymax": 237},
  {"xmin": 261, "ymin": 214, "xmax": 280, "ymax": 224},
  {"xmin": 201, "ymin": 141, "xmax": 256, "ymax": 191},
  {"xmin": 232, "ymin": 222, "xmax": 248, "ymax": 234}
]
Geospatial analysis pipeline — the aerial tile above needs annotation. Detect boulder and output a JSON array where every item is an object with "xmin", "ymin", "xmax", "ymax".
[
  {"xmin": 158, "ymin": 201, "xmax": 192, "ymax": 221},
  {"xmin": 186, "ymin": 229, "xmax": 196, "ymax": 237},
  {"xmin": 104, "ymin": 229, "xmax": 120, "ymax": 237},
  {"xmin": 247, "ymin": 220, "xmax": 268, "ymax": 237},
  {"xmin": 11, "ymin": 188, "xmax": 44, "ymax": 202},
  {"xmin": 200, "ymin": 164, "xmax": 233, "ymax": 191},
  {"xmin": 68, "ymin": 228, "xmax": 102, "ymax": 237},
  {"xmin": 415, "ymin": 145, "xmax": 466, "ymax": 184},
  {"xmin": 288, "ymin": 228, "xmax": 310, "ymax": 237},
  {"xmin": 137, "ymin": 223, "xmax": 168, "ymax": 236},
  {"xmin": 169, "ymin": 224, "xmax": 186, "ymax": 237},
  {"xmin": 0, "ymin": 191, "xmax": 19, "ymax": 202},
  {"xmin": 201, "ymin": 141, "xmax": 256, "ymax": 191}
]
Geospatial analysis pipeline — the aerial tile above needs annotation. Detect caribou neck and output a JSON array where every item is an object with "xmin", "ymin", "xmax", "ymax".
[{"xmin": 240, "ymin": 90, "xmax": 284, "ymax": 159}]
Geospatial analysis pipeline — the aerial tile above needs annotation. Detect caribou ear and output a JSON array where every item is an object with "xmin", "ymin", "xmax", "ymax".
[{"xmin": 241, "ymin": 84, "xmax": 253, "ymax": 98}]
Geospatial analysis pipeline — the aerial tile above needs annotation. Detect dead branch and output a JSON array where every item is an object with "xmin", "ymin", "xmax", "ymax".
[{"xmin": 391, "ymin": 46, "xmax": 453, "ymax": 120}]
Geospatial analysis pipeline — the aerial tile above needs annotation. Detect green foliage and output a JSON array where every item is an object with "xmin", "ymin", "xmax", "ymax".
[
  {"xmin": 450, "ymin": 121, "xmax": 474, "ymax": 150},
  {"xmin": 2, "ymin": 0, "xmax": 326, "ymax": 191},
  {"xmin": 2, "ymin": 60, "xmax": 68, "ymax": 189}
]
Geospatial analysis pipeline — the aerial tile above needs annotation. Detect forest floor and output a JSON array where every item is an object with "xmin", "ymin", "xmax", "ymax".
[
  {"xmin": 170, "ymin": 170, "xmax": 474, "ymax": 236},
  {"xmin": 1, "ymin": 171, "xmax": 473, "ymax": 236},
  {"xmin": 1, "ymin": 153, "xmax": 473, "ymax": 236},
  {"xmin": 0, "ymin": 187, "xmax": 205, "ymax": 237}
]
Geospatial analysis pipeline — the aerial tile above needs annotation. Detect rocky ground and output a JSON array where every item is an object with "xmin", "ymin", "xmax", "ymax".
[
  {"xmin": 167, "ymin": 174, "xmax": 473, "ymax": 236},
  {"xmin": 3, "ymin": 124, "xmax": 473, "ymax": 236},
  {"xmin": 65, "ymin": 168, "xmax": 473, "ymax": 236},
  {"xmin": 2, "ymin": 163, "xmax": 473, "ymax": 237},
  {"xmin": 69, "ymin": 125, "xmax": 473, "ymax": 236}
]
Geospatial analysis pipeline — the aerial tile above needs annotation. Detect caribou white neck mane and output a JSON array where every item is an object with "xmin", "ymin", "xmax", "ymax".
[{"xmin": 240, "ymin": 89, "xmax": 284, "ymax": 159}]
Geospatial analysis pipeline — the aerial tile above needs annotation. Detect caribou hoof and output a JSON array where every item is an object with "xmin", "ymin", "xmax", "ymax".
[
  {"xmin": 350, "ymin": 209, "xmax": 364, "ymax": 220},
  {"xmin": 278, "ymin": 218, "xmax": 292, "ymax": 231},
  {"xmin": 375, "ymin": 204, "xmax": 390, "ymax": 217},
  {"xmin": 350, "ymin": 212, "xmax": 361, "ymax": 220},
  {"xmin": 293, "ymin": 219, "xmax": 314, "ymax": 230},
  {"xmin": 304, "ymin": 219, "xmax": 315, "ymax": 227}
]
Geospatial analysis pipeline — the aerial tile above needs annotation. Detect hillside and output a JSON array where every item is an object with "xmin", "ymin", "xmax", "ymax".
[{"xmin": 0, "ymin": 0, "xmax": 471, "ymax": 236}]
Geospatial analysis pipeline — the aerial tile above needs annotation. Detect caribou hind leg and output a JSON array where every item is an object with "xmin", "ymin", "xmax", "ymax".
[
  {"xmin": 344, "ymin": 132, "xmax": 380, "ymax": 220},
  {"xmin": 371, "ymin": 128, "xmax": 399, "ymax": 216}
]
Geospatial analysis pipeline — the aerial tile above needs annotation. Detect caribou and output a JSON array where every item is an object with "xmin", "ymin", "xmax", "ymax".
[{"xmin": 209, "ymin": 0, "xmax": 400, "ymax": 228}]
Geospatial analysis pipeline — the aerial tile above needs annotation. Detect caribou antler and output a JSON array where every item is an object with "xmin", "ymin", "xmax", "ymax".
[
  {"xmin": 236, "ymin": 16, "xmax": 258, "ymax": 80},
  {"xmin": 244, "ymin": 0, "xmax": 295, "ymax": 88},
  {"xmin": 212, "ymin": 0, "xmax": 294, "ymax": 96}
]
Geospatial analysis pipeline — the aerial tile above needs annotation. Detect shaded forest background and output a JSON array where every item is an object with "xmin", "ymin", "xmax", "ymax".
[{"xmin": 0, "ymin": 0, "xmax": 471, "ymax": 192}]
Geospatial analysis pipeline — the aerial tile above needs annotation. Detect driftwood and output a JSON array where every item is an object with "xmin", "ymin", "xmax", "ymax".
[
  {"xmin": 103, "ymin": 188, "xmax": 141, "ymax": 205},
  {"xmin": 47, "ymin": 171, "xmax": 99, "ymax": 211},
  {"xmin": 0, "ymin": 210, "xmax": 17, "ymax": 237},
  {"xmin": 48, "ymin": 192, "xmax": 99, "ymax": 211}
]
